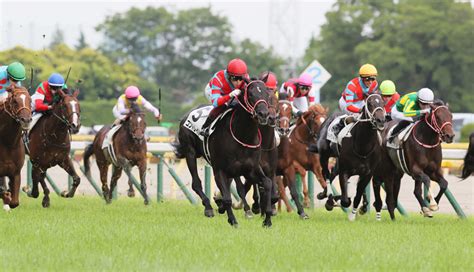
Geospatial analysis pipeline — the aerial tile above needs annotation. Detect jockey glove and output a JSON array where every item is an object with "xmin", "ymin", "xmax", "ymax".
[{"xmin": 229, "ymin": 89, "xmax": 241, "ymax": 98}]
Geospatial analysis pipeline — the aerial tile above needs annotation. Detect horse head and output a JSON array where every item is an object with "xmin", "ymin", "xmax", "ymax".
[
  {"xmin": 54, "ymin": 89, "xmax": 81, "ymax": 134},
  {"xmin": 427, "ymin": 100, "xmax": 454, "ymax": 143},
  {"xmin": 237, "ymin": 80, "xmax": 270, "ymax": 126},
  {"xmin": 276, "ymin": 92, "xmax": 292, "ymax": 136},
  {"xmin": 5, "ymin": 83, "xmax": 32, "ymax": 130},
  {"xmin": 297, "ymin": 104, "xmax": 328, "ymax": 140},
  {"xmin": 363, "ymin": 93, "xmax": 386, "ymax": 130},
  {"xmin": 124, "ymin": 102, "xmax": 146, "ymax": 143}
]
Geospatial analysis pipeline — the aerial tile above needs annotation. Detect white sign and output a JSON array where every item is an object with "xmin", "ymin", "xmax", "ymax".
[{"xmin": 301, "ymin": 60, "xmax": 332, "ymax": 103}]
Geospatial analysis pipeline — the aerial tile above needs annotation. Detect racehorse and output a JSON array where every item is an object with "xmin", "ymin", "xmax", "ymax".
[
  {"xmin": 83, "ymin": 102, "xmax": 150, "ymax": 205},
  {"xmin": 174, "ymin": 80, "xmax": 274, "ymax": 227},
  {"xmin": 25, "ymin": 89, "xmax": 81, "ymax": 207},
  {"xmin": 276, "ymin": 104, "xmax": 328, "ymax": 218},
  {"xmin": 460, "ymin": 132, "xmax": 474, "ymax": 180},
  {"xmin": 316, "ymin": 94, "xmax": 386, "ymax": 214},
  {"xmin": 0, "ymin": 84, "xmax": 32, "ymax": 210},
  {"xmin": 372, "ymin": 100, "xmax": 455, "ymax": 218}
]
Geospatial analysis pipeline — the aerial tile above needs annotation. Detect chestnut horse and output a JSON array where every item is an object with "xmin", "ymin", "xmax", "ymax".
[
  {"xmin": 25, "ymin": 89, "xmax": 81, "ymax": 207},
  {"xmin": 276, "ymin": 104, "xmax": 328, "ymax": 218},
  {"xmin": 0, "ymin": 84, "xmax": 32, "ymax": 211},
  {"xmin": 371, "ymin": 100, "xmax": 455, "ymax": 218},
  {"xmin": 83, "ymin": 103, "xmax": 149, "ymax": 205}
]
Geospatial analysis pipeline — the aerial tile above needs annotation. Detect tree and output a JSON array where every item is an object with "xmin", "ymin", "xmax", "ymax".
[
  {"xmin": 303, "ymin": 0, "xmax": 474, "ymax": 112},
  {"xmin": 75, "ymin": 30, "xmax": 89, "ymax": 50},
  {"xmin": 49, "ymin": 26, "xmax": 65, "ymax": 49}
]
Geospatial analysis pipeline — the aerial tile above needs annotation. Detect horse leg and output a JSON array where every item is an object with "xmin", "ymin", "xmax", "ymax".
[
  {"xmin": 38, "ymin": 175, "xmax": 51, "ymax": 208},
  {"xmin": 372, "ymin": 176, "xmax": 383, "ymax": 221},
  {"xmin": 0, "ymin": 177, "xmax": 11, "ymax": 212},
  {"xmin": 390, "ymin": 173, "xmax": 403, "ymax": 220},
  {"xmin": 412, "ymin": 173, "xmax": 432, "ymax": 217},
  {"xmin": 250, "ymin": 183, "xmax": 260, "ymax": 215},
  {"xmin": 235, "ymin": 177, "xmax": 253, "ymax": 219},
  {"xmin": 127, "ymin": 178, "xmax": 135, "ymax": 197},
  {"xmin": 285, "ymin": 168, "xmax": 308, "ymax": 219},
  {"xmin": 59, "ymin": 158, "xmax": 81, "ymax": 198},
  {"xmin": 108, "ymin": 166, "xmax": 122, "ymax": 203},
  {"xmin": 138, "ymin": 161, "xmax": 149, "ymax": 205},
  {"xmin": 215, "ymin": 171, "xmax": 238, "ymax": 227},
  {"xmin": 270, "ymin": 176, "xmax": 279, "ymax": 216},
  {"xmin": 429, "ymin": 169, "xmax": 448, "ymax": 210},
  {"xmin": 98, "ymin": 162, "xmax": 110, "ymax": 204},
  {"xmin": 250, "ymin": 167, "xmax": 273, "ymax": 227},
  {"xmin": 300, "ymin": 172, "xmax": 310, "ymax": 208},
  {"xmin": 8, "ymin": 174, "xmax": 21, "ymax": 209},
  {"xmin": 348, "ymin": 175, "xmax": 371, "ymax": 221},
  {"xmin": 318, "ymin": 153, "xmax": 331, "ymax": 199},
  {"xmin": 276, "ymin": 176, "xmax": 291, "ymax": 212},
  {"xmin": 186, "ymin": 155, "xmax": 213, "ymax": 217},
  {"xmin": 28, "ymin": 166, "xmax": 41, "ymax": 199},
  {"xmin": 313, "ymin": 163, "xmax": 328, "ymax": 200},
  {"xmin": 338, "ymin": 171, "xmax": 351, "ymax": 208}
]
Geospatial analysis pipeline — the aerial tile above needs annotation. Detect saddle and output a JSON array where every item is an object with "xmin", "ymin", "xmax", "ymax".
[{"xmin": 102, "ymin": 125, "xmax": 122, "ymax": 166}]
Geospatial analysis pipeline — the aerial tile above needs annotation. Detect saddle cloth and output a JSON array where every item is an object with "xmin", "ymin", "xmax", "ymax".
[
  {"xmin": 386, "ymin": 123, "xmax": 415, "ymax": 149},
  {"xmin": 386, "ymin": 123, "xmax": 415, "ymax": 174},
  {"xmin": 28, "ymin": 113, "xmax": 43, "ymax": 134},
  {"xmin": 102, "ymin": 125, "xmax": 122, "ymax": 166},
  {"xmin": 183, "ymin": 106, "xmax": 232, "ymax": 141},
  {"xmin": 326, "ymin": 114, "xmax": 355, "ymax": 145}
]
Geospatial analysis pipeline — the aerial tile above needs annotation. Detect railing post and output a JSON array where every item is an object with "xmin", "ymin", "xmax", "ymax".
[
  {"xmin": 27, "ymin": 159, "xmax": 33, "ymax": 188},
  {"xmin": 157, "ymin": 154, "xmax": 164, "ymax": 202},
  {"xmin": 307, "ymin": 172, "xmax": 315, "ymax": 209},
  {"xmin": 364, "ymin": 181, "xmax": 371, "ymax": 213},
  {"xmin": 444, "ymin": 188, "xmax": 467, "ymax": 219},
  {"xmin": 45, "ymin": 173, "xmax": 62, "ymax": 196},
  {"xmin": 68, "ymin": 151, "xmax": 74, "ymax": 191},
  {"xmin": 296, "ymin": 173, "xmax": 303, "ymax": 204},
  {"xmin": 205, "ymin": 165, "xmax": 211, "ymax": 198}
]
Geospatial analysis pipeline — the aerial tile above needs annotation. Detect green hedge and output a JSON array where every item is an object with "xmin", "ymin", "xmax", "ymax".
[{"xmin": 460, "ymin": 123, "xmax": 474, "ymax": 142}]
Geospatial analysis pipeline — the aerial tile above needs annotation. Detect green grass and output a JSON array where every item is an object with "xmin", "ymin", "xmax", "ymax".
[{"xmin": 1, "ymin": 196, "xmax": 473, "ymax": 271}]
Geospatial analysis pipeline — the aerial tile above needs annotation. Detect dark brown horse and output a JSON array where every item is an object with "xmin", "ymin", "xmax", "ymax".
[
  {"xmin": 317, "ymin": 94, "xmax": 386, "ymax": 218},
  {"xmin": 276, "ymin": 104, "xmax": 328, "ymax": 218},
  {"xmin": 83, "ymin": 103, "xmax": 149, "ymax": 205},
  {"xmin": 0, "ymin": 84, "xmax": 32, "ymax": 211},
  {"xmin": 373, "ymin": 101, "xmax": 455, "ymax": 218},
  {"xmin": 25, "ymin": 89, "xmax": 81, "ymax": 207},
  {"xmin": 460, "ymin": 132, "xmax": 474, "ymax": 180},
  {"xmin": 174, "ymin": 80, "xmax": 274, "ymax": 227}
]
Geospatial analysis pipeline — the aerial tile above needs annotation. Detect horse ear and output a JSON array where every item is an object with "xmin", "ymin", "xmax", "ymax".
[
  {"xmin": 73, "ymin": 89, "xmax": 80, "ymax": 98},
  {"xmin": 58, "ymin": 89, "xmax": 66, "ymax": 98}
]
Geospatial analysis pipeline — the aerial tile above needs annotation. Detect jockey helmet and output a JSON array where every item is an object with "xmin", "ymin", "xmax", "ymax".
[
  {"xmin": 298, "ymin": 73, "xmax": 313, "ymax": 88},
  {"xmin": 380, "ymin": 80, "xmax": 396, "ymax": 95},
  {"xmin": 417, "ymin": 88, "xmax": 434, "ymax": 104},
  {"xmin": 48, "ymin": 73, "xmax": 65, "ymax": 87},
  {"xmin": 125, "ymin": 85, "xmax": 140, "ymax": 99},
  {"xmin": 227, "ymin": 58, "xmax": 247, "ymax": 76},
  {"xmin": 7, "ymin": 62, "xmax": 26, "ymax": 81},
  {"xmin": 359, "ymin": 64, "xmax": 378, "ymax": 77},
  {"xmin": 260, "ymin": 71, "xmax": 278, "ymax": 89}
]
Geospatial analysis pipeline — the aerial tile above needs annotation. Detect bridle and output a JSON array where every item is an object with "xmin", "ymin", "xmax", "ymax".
[
  {"xmin": 413, "ymin": 105, "xmax": 452, "ymax": 148},
  {"xmin": 358, "ymin": 93, "xmax": 386, "ymax": 129},
  {"xmin": 51, "ymin": 97, "xmax": 80, "ymax": 131},
  {"xmin": 276, "ymin": 99, "xmax": 292, "ymax": 136},
  {"xmin": 3, "ymin": 89, "xmax": 31, "ymax": 125},
  {"xmin": 294, "ymin": 109, "xmax": 324, "ymax": 145},
  {"xmin": 125, "ymin": 112, "xmax": 146, "ymax": 142}
]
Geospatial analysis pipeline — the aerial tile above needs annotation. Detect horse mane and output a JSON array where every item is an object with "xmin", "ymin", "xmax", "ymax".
[
  {"xmin": 432, "ymin": 99, "xmax": 445, "ymax": 107},
  {"xmin": 129, "ymin": 101, "xmax": 142, "ymax": 114},
  {"xmin": 308, "ymin": 104, "xmax": 327, "ymax": 116}
]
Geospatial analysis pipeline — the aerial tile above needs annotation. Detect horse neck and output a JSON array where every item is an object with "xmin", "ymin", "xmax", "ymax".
[
  {"xmin": 0, "ymin": 111, "xmax": 23, "ymax": 146},
  {"xmin": 231, "ymin": 106, "xmax": 259, "ymax": 143},
  {"xmin": 259, "ymin": 124, "xmax": 275, "ymax": 149},
  {"xmin": 293, "ymin": 120, "xmax": 312, "ymax": 142},
  {"xmin": 414, "ymin": 118, "xmax": 440, "ymax": 146},
  {"xmin": 352, "ymin": 121, "xmax": 378, "ymax": 153},
  {"xmin": 43, "ymin": 109, "xmax": 70, "ymax": 140}
]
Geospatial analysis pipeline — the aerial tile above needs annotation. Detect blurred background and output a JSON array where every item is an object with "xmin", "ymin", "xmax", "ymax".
[{"xmin": 1, "ymin": 0, "xmax": 473, "ymax": 140}]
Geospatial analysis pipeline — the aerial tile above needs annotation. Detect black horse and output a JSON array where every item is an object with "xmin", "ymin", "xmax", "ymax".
[
  {"xmin": 174, "ymin": 80, "xmax": 274, "ymax": 227},
  {"xmin": 316, "ymin": 94, "xmax": 386, "ymax": 218},
  {"xmin": 461, "ymin": 132, "xmax": 474, "ymax": 180}
]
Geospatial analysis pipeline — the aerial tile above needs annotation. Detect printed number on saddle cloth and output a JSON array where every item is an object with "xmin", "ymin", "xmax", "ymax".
[{"xmin": 184, "ymin": 107, "xmax": 211, "ymax": 134}]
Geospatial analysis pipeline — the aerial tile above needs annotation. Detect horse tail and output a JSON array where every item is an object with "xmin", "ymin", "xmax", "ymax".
[
  {"xmin": 83, "ymin": 144, "xmax": 94, "ymax": 175},
  {"xmin": 172, "ymin": 138, "xmax": 186, "ymax": 159},
  {"xmin": 460, "ymin": 132, "xmax": 474, "ymax": 180}
]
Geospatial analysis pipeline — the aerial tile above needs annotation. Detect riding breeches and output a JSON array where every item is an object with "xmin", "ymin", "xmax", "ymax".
[{"xmin": 391, "ymin": 105, "xmax": 414, "ymax": 122}]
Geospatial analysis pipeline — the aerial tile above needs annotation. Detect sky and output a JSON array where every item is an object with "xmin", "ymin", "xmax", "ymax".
[{"xmin": 0, "ymin": 0, "xmax": 336, "ymax": 58}]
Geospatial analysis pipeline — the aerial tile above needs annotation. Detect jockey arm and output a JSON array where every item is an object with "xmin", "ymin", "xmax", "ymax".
[
  {"xmin": 141, "ymin": 96, "xmax": 160, "ymax": 117},
  {"xmin": 344, "ymin": 91, "xmax": 362, "ymax": 113},
  {"xmin": 116, "ymin": 96, "xmax": 129, "ymax": 116},
  {"xmin": 31, "ymin": 84, "xmax": 50, "ymax": 112},
  {"xmin": 402, "ymin": 100, "xmax": 422, "ymax": 117}
]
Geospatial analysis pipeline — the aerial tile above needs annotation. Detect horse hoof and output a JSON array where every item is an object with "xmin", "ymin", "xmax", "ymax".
[
  {"xmin": 232, "ymin": 201, "xmax": 243, "ymax": 210},
  {"xmin": 218, "ymin": 207, "xmax": 225, "ymax": 214},
  {"xmin": 262, "ymin": 221, "xmax": 272, "ymax": 228},
  {"xmin": 144, "ymin": 199, "xmax": 150, "ymax": 205},
  {"xmin": 127, "ymin": 191, "xmax": 135, "ymax": 198},
  {"xmin": 341, "ymin": 198, "xmax": 351, "ymax": 208},
  {"xmin": 228, "ymin": 218, "xmax": 238, "ymax": 227},
  {"xmin": 245, "ymin": 210, "xmax": 253, "ymax": 219},
  {"xmin": 3, "ymin": 204, "xmax": 11, "ymax": 212},
  {"xmin": 21, "ymin": 186, "xmax": 30, "ymax": 193},
  {"xmin": 422, "ymin": 207, "xmax": 433, "ymax": 218},
  {"xmin": 299, "ymin": 213, "xmax": 309, "ymax": 220},
  {"xmin": 317, "ymin": 192, "xmax": 327, "ymax": 200},
  {"xmin": 429, "ymin": 203, "xmax": 439, "ymax": 212},
  {"xmin": 204, "ymin": 209, "xmax": 215, "ymax": 218},
  {"xmin": 251, "ymin": 206, "xmax": 260, "ymax": 215},
  {"xmin": 375, "ymin": 212, "xmax": 382, "ymax": 221},
  {"xmin": 60, "ymin": 190, "xmax": 70, "ymax": 198},
  {"xmin": 348, "ymin": 212, "xmax": 356, "ymax": 221},
  {"xmin": 42, "ymin": 201, "xmax": 50, "ymax": 208},
  {"xmin": 303, "ymin": 200, "xmax": 310, "ymax": 208},
  {"xmin": 358, "ymin": 206, "xmax": 368, "ymax": 215}
]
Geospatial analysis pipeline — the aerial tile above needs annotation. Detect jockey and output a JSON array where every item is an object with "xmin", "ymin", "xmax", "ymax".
[
  {"xmin": 201, "ymin": 58, "xmax": 248, "ymax": 136},
  {"xmin": 380, "ymin": 80, "xmax": 400, "ymax": 120},
  {"xmin": 112, "ymin": 85, "xmax": 161, "ymax": 126},
  {"xmin": 280, "ymin": 73, "xmax": 314, "ymax": 117},
  {"xmin": 332, "ymin": 64, "xmax": 379, "ymax": 135},
  {"xmin": 259, "ymin": 71, "xmax": 278, "ymax": 96},
  {"xmin": 339, "ymin": 64, "xmax": 379, "ymax": 114},
  {"xmin": 392, "ymin": 88, "xmax": 433, "ymax": 122},
  {"xmin": 31, "ymin": 73, "xmax": 67, "ymax": 114},
  {"xmin": 389, "ymin": 88, "xmax": 434, "ymax": 142},
  {"xmin": 0, "ymin": 62, "xmax": 26, "ymax": 103}
]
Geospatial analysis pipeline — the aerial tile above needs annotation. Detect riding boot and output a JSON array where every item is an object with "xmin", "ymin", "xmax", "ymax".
[
  {"xmin": 389, "ymin": 120, "xmax": 411, "ymax": 143},
  {"xmin": 112, "ymin": 118, "xmax": 123, "ymax": 127},
  {"xmin": 200, "ymin": 105, "xmax": 226, "ymax": 137}
]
